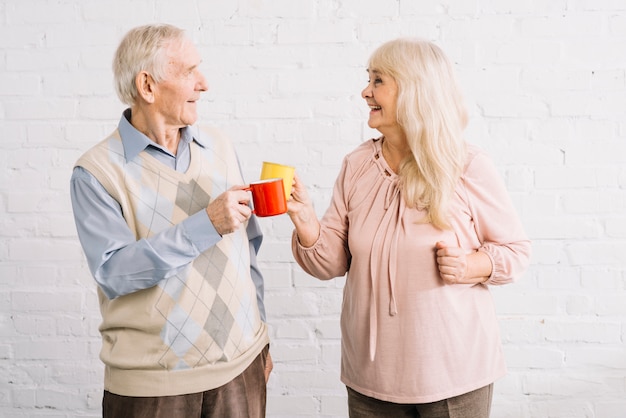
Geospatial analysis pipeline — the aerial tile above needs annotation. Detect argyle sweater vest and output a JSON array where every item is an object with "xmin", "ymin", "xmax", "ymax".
[{"xmin": 75, "ymin": 127, "xmax": 268, "ymax": 397}]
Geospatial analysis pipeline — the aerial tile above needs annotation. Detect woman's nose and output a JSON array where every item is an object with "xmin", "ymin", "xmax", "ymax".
[{"xmin": 361, "ymin": 85, "xmax": 372, "ymax": 98}]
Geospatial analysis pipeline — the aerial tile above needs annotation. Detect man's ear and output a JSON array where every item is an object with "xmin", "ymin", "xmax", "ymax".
[{"xmin": 136, "ymin": 71, "xmax": 156, "ymax": 104}]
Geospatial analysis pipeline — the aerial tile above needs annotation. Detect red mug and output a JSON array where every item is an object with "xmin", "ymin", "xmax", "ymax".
[{"xmin": 245, "ymin": 178, "xmax": 287, "ymax": 217}]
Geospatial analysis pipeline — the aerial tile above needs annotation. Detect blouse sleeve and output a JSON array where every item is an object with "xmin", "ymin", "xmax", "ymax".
[
  {"xmin": 463, "ymin": 150, "xmax": 532, "ymax": 285},
  {"xmin": 291, "ymin": 157, "xmax": 352, "ymax": 280}
]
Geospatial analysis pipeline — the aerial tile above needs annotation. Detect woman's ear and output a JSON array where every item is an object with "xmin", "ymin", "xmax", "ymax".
[{"xmin": 135, "ymin": 71, "xmax": 156, "ymax": 104}]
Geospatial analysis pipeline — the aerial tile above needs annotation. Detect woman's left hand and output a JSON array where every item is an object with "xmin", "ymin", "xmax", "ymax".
[{"xmin": 435, "ymin": 241, "xmax": 492, "ymax": 285}]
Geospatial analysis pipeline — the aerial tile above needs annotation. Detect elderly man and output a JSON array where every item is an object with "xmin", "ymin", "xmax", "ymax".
[{"xmin": 70, "ymin": 24, "xmax": 272, "ymax": 418}]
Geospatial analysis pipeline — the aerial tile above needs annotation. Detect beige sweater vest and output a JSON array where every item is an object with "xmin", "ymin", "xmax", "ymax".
[{"xmin": 76, "ymin": 127, "xmax": 268, "ymax": 396}]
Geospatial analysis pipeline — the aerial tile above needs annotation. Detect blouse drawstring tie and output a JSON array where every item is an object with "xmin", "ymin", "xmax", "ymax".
[{"xmin": 368, "ymin": 176, "xmax": 401, "ymax": 361}]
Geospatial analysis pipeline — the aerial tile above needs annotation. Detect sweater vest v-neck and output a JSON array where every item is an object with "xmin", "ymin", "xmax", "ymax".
[{"xmin": 76, "ymin": 127, "xmax": 268, "ymax": 396}]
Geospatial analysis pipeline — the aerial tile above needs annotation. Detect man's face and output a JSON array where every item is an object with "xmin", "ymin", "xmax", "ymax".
[{"xmin": 152, "ymin": 38, "xmax": 208, "ymax": 128}]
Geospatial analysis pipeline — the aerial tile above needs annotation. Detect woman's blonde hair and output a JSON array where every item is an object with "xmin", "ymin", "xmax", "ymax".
[
  {"xmin": 368, "ymin": 38, "xmax": 468, "ymax": 229},
  {"xmin": 113, "ymin": 24, "xmax": 186, "ymax": 106}
]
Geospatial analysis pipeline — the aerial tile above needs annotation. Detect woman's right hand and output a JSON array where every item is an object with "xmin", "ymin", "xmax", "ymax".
[
  {"xmin": 287, "ymin": 172, "xmax": 312, "ymax": 213},
  {"xmin": 286, "ymin": 172, "xmax": 320, "ymax": 247}
]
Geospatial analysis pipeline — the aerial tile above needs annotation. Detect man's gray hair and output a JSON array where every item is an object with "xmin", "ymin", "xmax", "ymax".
[{"xmin": 112, "ymin": 24, "xmax": 186, "ymax": 106}]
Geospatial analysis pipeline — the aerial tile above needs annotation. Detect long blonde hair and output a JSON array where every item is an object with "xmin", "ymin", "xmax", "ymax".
[{"xmin": 368, "ymin": 38, "xmax": 468, "ymax": 229}]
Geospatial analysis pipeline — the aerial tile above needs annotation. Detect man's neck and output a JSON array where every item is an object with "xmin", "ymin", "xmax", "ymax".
[{"xmin": 129, "ymin": 106, "xmax": 181, "ymax": 155}]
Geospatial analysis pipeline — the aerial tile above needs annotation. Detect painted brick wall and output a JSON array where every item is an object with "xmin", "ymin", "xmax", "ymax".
[{"xmin": 1, "ymin": 1, "xmax": 626, "ymax": 417}]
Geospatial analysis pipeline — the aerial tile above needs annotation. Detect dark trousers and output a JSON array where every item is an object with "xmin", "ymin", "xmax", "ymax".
[
  {"xmin": 347, "ymin": 383, "xmax": 493, "ymax": 418},
  {"xmin": 102, "ymin": 345, "xmax": 269, "ymax": 418}
]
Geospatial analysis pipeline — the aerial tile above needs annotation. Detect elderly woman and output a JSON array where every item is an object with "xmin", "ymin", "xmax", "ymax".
[{"xmin": 286, "ymin": 38, "xmax": 531, "ymax": 418}]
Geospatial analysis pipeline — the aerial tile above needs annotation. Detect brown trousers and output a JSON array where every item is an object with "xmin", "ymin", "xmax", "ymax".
[
  {"xmin": 102, "ymin": 345, "xmax": 269, "ymax": 418},
  {"xmin": 347, "ymin": 383, "xmax": 493, "ymax": 418}
]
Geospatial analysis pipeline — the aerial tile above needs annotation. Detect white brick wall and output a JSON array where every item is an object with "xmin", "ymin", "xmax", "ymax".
[{"xmin": 1, "ymin": 0, "xmax": 625, "ymax": 417}]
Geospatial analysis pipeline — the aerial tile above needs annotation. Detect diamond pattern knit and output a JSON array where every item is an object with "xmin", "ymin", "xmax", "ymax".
[{"xmin": 76, "ymin": 128, "xmax": 264, "ymax": 384}]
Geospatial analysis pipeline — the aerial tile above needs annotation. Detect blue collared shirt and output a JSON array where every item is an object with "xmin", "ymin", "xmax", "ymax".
[{"xmin": 70, "ymin": 109, "xmax": 266, "ymax": 320}]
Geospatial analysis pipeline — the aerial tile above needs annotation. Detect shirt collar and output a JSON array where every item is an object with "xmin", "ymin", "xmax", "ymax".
[{"xmin": 118, "ymin": 108, "xmax": 207, "ymax": 162}]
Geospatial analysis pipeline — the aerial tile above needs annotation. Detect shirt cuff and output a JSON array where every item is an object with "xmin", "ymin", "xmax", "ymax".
[
  {"xmin": 477, "ymin": 247, "xmax": 497, "ymax": 285},
  {"xmin": 183, "ymin": 210, "xmax": 222, "ymax": 253}
]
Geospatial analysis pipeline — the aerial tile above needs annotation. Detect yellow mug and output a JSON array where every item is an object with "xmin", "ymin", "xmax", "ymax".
[{"xmin": 260, "ymin": 161, "xmax": 295, "ymax": 200}]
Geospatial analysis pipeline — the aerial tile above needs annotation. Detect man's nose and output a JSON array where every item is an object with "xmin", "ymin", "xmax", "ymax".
[{"xmin": 198, "ymin": 73, "xmax": 209, "ymax": 92}]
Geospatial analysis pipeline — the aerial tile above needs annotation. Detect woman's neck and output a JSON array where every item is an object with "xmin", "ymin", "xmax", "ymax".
[{"xmin": 381, "ymin": 135, "xmax": 409, "ymax": 173}]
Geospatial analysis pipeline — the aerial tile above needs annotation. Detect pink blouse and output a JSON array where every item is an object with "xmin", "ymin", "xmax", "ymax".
[{"xmin": 292, "ymin": 138, "xmax": 531, "ymax": 403}]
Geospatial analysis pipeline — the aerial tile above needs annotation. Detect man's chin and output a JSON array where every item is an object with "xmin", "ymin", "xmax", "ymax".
[{"xmin": 183, "ymin": 114, "xmax": 198, "ymax": 126}]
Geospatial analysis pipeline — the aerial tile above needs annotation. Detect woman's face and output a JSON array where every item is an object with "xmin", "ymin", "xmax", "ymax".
[{"xmin": 361, "ymin": 69, "xmax": 400, "ymax": 135}]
